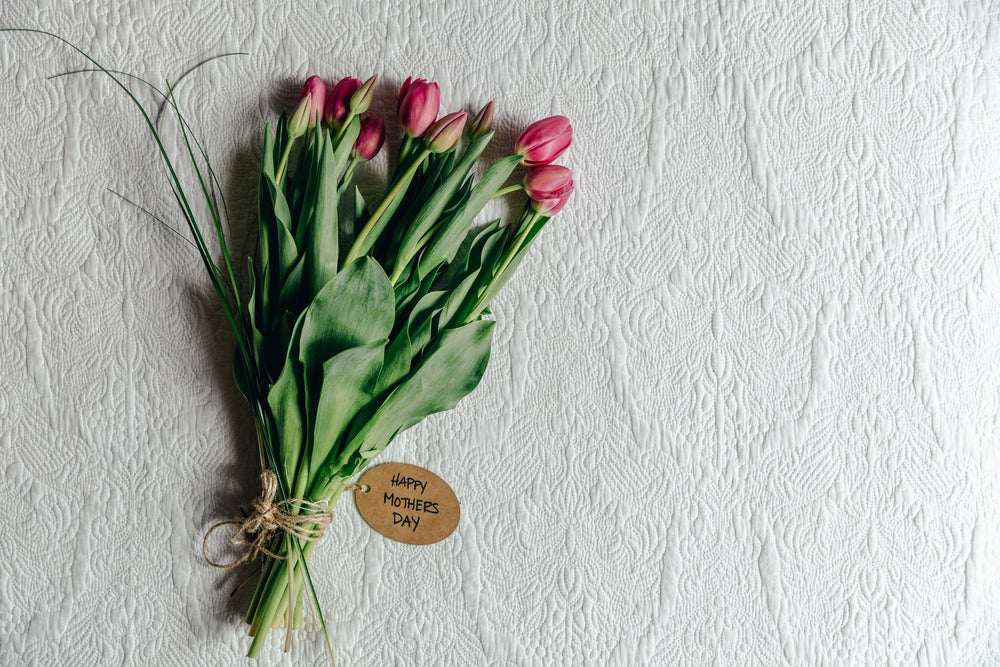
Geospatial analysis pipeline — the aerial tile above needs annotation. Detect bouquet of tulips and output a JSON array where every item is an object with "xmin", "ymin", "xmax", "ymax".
[
  {"xmin": 214, "ymin": 74, "xmax": 574, "ymax": 657},
  {"xmin": 2, "ymin": 27, "xmax": 574, "ymax": 657}
]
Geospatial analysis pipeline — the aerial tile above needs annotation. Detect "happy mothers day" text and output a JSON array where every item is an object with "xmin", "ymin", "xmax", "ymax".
[{"xmin": 383, "ymin": 472, "xmax": 439, "ymax": 531}]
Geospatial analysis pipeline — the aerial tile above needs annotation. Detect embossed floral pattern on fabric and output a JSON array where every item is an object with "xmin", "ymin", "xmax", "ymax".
[{"xmin": 1, "ymin": 1, "xmax": 999, "ymax": 665}]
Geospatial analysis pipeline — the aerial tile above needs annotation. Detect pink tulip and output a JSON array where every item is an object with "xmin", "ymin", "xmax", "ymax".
[
  {"xmin": 514, "ymin": 115, "xmax": 572, "ymax": 166},
  {"xmin": 324, "ymin": 77, "xmax": 362, "ymax": 129},
  {"xmin": 353, "ymin": 116, "xmax": 386, "ymax": 161},
  {"xmin": 530, "ymin": 187, "xmax": 573, "ymax": 215},
  {"xmin": 424, "ymin": 111, "xmax": 467, "ymax": 153},
  {"xmin": 287, "ymin": 75, "xmax": 327, "ymax": 138},
  {"xmin": 524, "ymin": 165, "xmax": 573, "ymax": 215},
  {"xmin": 398, "ymin": 77, "xmax": 441, "ymax": 137},
  {"xmin": 524, "ymin": 165, "xmax": 573, "ymax": 201},
  {"xmin": 469, "ymin": 101, "xmax": 494, "ymax": 140},
  {"xmin": 396, "ymin": 77, "xmax": 422, "ymax": 110}
]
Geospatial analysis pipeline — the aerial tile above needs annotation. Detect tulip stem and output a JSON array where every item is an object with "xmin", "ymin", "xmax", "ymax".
[
  {"xmin": 331, "ymin": 112, "xmax": 356, "ymax": 148},
  {"xmin": 343, "ymin": 148, "xmax": 431, "ymax": 266},
  {"xmin": 275, "ymin": 140, "xmax": 294, "ymax": 185},
  {"xmin": 462, "ymin": 209, "xmax": 541, "ymax": 323},
  {"xmin": 388, "ymin": 222, "xmax": 438, "ymax": 285},
  {"xmin": 339, "ymin": 157, "xmax": 358, "ymax": 193},
  {"xmin": 491, "ymin": 183, "xmax": 524, "ymax": 199}
]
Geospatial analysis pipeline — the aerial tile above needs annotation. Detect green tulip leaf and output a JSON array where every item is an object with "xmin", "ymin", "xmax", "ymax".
[
  {"xmin": 375, "ymin": 325, "xmax": 412, "ymax": 396},
  {"xmin": 310, "ymin": 340, "xmax": 386, "ymax": 480},
  {"xmin": 303, "ymin": 118, "xmax": 359, "ymax": 300},
  {"xmin": 267, "ymin": 315, "xmax": 306, "ymax": 484},
  {"xmin": 325, "ymin": 319, "xmax": 495, "ymax": 476},
  {"xmin": 396, "ymin": 132, "xmax": 493, "ymax": 275},
  {"xmin": 298, "ymin": 256, "xmax": 394, "ymax": 370},
  {"xmin": 417, "ymin": 154, "xmax": 520, "ymax": 279}
]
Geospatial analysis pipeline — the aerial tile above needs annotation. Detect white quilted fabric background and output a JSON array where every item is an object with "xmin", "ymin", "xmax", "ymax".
[{"xmin": 2, "ymin": 1, "xmax": 1000, "ymax": 665}]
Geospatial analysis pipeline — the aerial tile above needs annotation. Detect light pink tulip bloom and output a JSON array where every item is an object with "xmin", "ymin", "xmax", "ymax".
[
  {"xmin": 523, "ymin": 165, "xmax": 574, "ymax": 201},
  {"xmin": 424, "ymin": 111, "xmax": 467, "ymax": 153},
  {"xmin": 525, "ymin": 165, "xmax": 573, "ymax": 215},
  {"xmin": 514, "ymin": 115, "xmax": 572, "ymax": 166}
]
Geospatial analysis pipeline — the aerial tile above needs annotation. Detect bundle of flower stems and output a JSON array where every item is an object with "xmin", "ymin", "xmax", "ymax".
[{"xmin": 232, "ymin": 75, "xmax": 573, "ymax": 657}]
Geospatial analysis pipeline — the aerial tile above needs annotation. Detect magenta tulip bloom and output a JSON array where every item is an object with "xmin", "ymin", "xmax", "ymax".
[
  {"xmin": 324, "ymin": 77, "xmax": 362, "ymax": 129},
  {"xmin": 514, "ymin": 115, "xmax": 572, "ymax": 166},
  {"xmin": 398, "ymin": 77, "xmax": 441, "ymax": 137},
  {"xmin": 353, "ymin": 116, "xmax": 386, "ymax": 161},
  {"xmin": 287, "ymin": 75, "xmax": 327, "ymax": 138},
  {"xmin": 525, "ymin": 165, "xmax": 573, "ymax": 215},
  {"xmin": 424, "ymin": 111, "xmax": 467, "ymax": 153},
  {"xmin": 396, "ymin": 76, "xmax": 423, "ymax": 110}
]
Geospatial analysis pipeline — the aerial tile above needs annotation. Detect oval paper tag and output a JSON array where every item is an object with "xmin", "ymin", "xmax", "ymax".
[{"xmin": 354, "ymin": 463, "xmax": 460, "ymax": 545}]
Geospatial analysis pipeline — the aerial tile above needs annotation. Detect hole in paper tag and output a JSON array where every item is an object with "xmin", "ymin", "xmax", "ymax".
[{"xmin": 353, "ymin": 463, "xmax": 460, "ymax": 545}]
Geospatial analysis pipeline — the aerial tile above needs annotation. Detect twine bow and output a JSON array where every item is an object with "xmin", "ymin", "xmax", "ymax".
[{"xmin": 203, "ymin": 470, "xmax": 334, "ymax": 569}]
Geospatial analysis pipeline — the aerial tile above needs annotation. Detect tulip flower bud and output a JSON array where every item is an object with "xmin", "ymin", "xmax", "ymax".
[
  {"xmin": 352, "ymin": 116, "xmax": 386, "ymax": 161},
  {"xmin": 530, "ymin": 188, "xmax": 573, "ymax": 215},
  {"xmin": 396, "ymin": 76, "xmax": 420, "ymax": 111},
  {"xmin": 469, "ymin": 101, "xmax": 494, "ymax": 140},
  {"xmin": 423, "ymin": 111, "xmax": 467, "ymax": 153},
  {"xmin": 514, "ymin": 115, "xmax": 572, "ymax": 167},
  {"xmin": 351, "ymin": 75, "xmax": 377, "ymax": 115},
  {"xmin": 288, "ymin": 75, "xmax": 327, "ymax": 138},
  {"xmin": 324, "ymin": 77, "xmax": 362, "ymax": 129},
  {"xmin": 524, "ymin": 165, "xmax": 574, "ymax": 215},
  {"xmin": 398, "ymin": 78, "xmax": 441, "ymax": 137},
  {"xmin": 524, "ymin": 165, "xmax": 573, "ymax": 200}
]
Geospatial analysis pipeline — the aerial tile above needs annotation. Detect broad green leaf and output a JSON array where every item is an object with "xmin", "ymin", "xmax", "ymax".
[
  {"xmin": 267, "ymin": 316, "xmax": 306, "ymax": 485},
  {"xmin": 278, "ymin": 250, "xmax": 305, "ymax": 306},
  {"xmin": 437, "ymin": 270, "xmax": 480, "ymax": 332},
  {"xmin": 324, "ymin": 319, "xmax": 495, "ymax": 477},
  {"xmin": 406, "ymin": 290, "xmax": 447, "ymax": 357},
  {"xmin": 441, "ymin": 220, "xmax": 506, "ymax": 325},
  {"xmin": 392, "ymin": 261, "xmax": 417, "ymax": 309},
  {"xmin": 247, "ymin": 257, "xmax": 266, "ymax": 369},
  {"xmin": 261, "ymin": 123, "xmax": 276, "ymax": 179},
  {"xmin": 353, "ymin": 185, "xmax": 366, "ymax": 222},
  {"xmin": 288, "ymin": 128, "xmax": 321, "ymax": 233},
  {"xmin": 256, "ymin": 171, "xmax": 276, "ymax": 324},
  {"xmin": 476, "ymin": 220, "xmax": 509, "ymax": 280},
  {"xmin": 463, "ymin": 218, "xmax": 504, "ymax": 273},
  {"xmin": 261, "ymin": 170, "xmax": 297, "ymax": 289},
  {"xmin": 273, "ymin": 113, "xmax": 289, "ymax": 172},
  {"xmin": 310, "ymin": 341, "xmax": 385, "ymax": 478},
  {"xmin": 375, "ymin": 326, "xmax": 411, "ymax": 396},
  {"xmin": 303, "ymin": 118, "xmax": 359, "ymax": 300},
  {"xmin": 468, "ymin": 215, "xmax": 551, "ymax": 323},
  {"xmin": 299, "ymin": 127, "xmax": 331, "ymax": 254},
  {"xmin": 298, "ymin": 256, "xmax": 394, "ymax": 370},
  {"xmin": 345, "ymin": 149, "xmax": 430, "ymax": 262}
]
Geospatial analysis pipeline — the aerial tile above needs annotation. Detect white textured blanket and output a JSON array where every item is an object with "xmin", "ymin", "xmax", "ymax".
[{"xmin": 1, "ymin": 1, "xmax": 998, "ymax": 664}]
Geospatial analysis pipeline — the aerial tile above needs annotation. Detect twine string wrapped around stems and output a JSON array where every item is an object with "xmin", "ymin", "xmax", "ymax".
[{"xmin": 203, "ymin": 470, "xmax": 334, "ymax": 569}]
